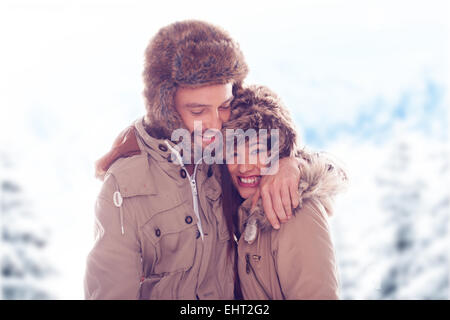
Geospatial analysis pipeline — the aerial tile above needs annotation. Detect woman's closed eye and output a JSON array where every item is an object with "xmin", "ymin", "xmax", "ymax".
[
  {"xmin": 234, "ymin": 148, "xmax": 267, "ymax": 158},
  {"xmin": 251, "ymin": 147, "xmax": 267, "ymax": 155},
  {"xmin": 250, "ymin": 149, "xmax": 262, "ymax": 156}
]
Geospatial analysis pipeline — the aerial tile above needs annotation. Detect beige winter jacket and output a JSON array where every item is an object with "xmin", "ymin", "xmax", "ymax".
[
  {"xmin": 236, "ymin": 152, "xmax": 346, "ymax": 300},
  {"xmin": 84, "ymin": 117, "xmax": 234, "ymax": 300}
]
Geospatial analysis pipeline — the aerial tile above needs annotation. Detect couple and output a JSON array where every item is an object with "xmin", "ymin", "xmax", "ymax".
[{"xmin": 84, "ymin": 20, "xmax": 347, "ymax": 300}]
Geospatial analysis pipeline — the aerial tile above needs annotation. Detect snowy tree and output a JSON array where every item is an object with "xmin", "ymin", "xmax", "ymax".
[
  {"xmin": 1, "ymin": 152, "xmax": 54, "ymax": 299},
  {"xmin": 330, "ymin": 132, "xmax": 449, "ymax": 300},
  {"xmin": 375, "ymin": 139, "xmax": 449, "ymax": 299}
]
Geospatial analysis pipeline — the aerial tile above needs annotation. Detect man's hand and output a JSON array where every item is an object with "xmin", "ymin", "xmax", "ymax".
[
  {"xmin": 95, "ymin": 126, "xmax": 141, "ymax": 180},
  {"xmin": 251, "ymin": 157, "xmax": 301, "ymax": 229}
]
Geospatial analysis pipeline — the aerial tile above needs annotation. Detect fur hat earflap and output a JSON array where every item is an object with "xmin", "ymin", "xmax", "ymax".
[
  {"xmin": 142, "ymin": 20, "xmax": 249, "ymax": 139},
  {"xmin": 223, "ymin": 85, "xmax": 299, "ymax": 158}
]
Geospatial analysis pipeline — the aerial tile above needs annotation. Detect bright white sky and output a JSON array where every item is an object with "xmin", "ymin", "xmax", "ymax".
[{"xmin": 0, "ymin": 0, "xmax": 448, "ymax": 299}]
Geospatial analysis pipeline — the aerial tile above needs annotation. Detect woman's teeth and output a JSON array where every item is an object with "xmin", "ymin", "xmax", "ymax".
[
  {"xmin": 239, "ymin": 176, "xmax": 261, "ymax": 184},
  {"xmin": 203, "ymin": 135, "xmax": 215, "ymax": 142}
]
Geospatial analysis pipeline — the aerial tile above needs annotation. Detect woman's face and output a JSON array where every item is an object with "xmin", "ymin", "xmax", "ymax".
[{"xmin": 226, "ymin": 140, "xmax": 269, "ymax": 199}]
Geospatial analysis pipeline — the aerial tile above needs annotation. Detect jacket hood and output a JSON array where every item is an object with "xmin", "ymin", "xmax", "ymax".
[
  {"xmin": 222, "ymin": 85, "xmax": 299, "ymax": 158},
  {"xmin": 142, "ymin": 20, "xmax": 248, "ymax": 140},
  {"xmin": 238, "ymin": 150, "xmax": 348, "ymax": 244},
  {"xmin": 94, "ymin": 118, "xmax": 186, "ymax": 181},
  {"xmin": 94, "ymin": 125, "xmax": 141, "ymax": 180}
]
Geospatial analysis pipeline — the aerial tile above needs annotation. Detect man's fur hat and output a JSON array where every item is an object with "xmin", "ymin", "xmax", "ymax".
[{"xmin": 142, "ymin": 20, "xmax": 249, "ymax": 139}]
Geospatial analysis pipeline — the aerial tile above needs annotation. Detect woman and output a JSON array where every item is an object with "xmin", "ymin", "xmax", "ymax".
[{"xmin": 221, "ymin": 85, "xmax": 348, "ymax": 300}]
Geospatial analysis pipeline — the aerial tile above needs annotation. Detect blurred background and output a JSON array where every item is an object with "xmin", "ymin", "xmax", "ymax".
[{"xmin": 0, "ymin": 0, "xmax": 448, "ymax": 299}]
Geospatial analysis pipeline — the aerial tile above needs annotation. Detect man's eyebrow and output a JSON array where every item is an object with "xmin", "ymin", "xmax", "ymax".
[{"xmin": 185, "ymin": 97, "xmax": 233, "ymax": 108}]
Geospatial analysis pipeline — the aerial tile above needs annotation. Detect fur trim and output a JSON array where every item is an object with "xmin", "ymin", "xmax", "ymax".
[
  {"xmin": 142, "ymin": 20, "xmax": 248, "ymax": 139},
  {"xmin": 222, "ymin": 85, "xmax": 299, "ymax": 158},
  {"xmin": 239, "ymin": 150, "xmax": 349, "ymax": 244}
]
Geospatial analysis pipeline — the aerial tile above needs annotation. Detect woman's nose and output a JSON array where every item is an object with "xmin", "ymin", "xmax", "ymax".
[{"xmin": 238, "ymin": 162, "xmax": 255, "ymax": 174}]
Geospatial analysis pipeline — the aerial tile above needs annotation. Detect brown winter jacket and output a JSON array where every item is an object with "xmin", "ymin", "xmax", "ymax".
[
  {"xmin": 84, "ymin": 117, "xmax": 234, "ymax": 299},
  {"xmin": 236, "ymin": 152, "xmax": 345, "ymax": 300}
]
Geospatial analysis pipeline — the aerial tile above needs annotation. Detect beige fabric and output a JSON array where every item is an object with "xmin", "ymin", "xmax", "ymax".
[
  {"xmin": 236, "ymin": 152, "xmax": 345, "ymax": 300},
  {"xmin": 237, "ymin": 200, "xmax": 339, "ymax": 300},
  {"xmin": 84, "ymin": 118, "xmax": 234, "ymax": 300}
]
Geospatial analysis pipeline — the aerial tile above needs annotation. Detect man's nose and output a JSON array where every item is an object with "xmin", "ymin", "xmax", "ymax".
[{"xmin": 204, "ymin": 109, "xmax": 223, "ymax": 131}]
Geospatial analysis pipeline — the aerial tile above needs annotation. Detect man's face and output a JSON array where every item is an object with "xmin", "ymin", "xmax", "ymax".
[{"xmin": 174, "ymin": 83, "xmax": 233, "ymax": 150}]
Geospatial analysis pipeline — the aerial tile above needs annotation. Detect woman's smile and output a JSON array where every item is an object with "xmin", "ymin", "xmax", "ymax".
[
  {"xmin": 237, "ymin": 175, "xmax": 262, "ymax": 188},
  {"xmin": 226, "ymin": 140, "xmax": 269, "ymax": 199},
  {"xmin": 202, "ymin": 133, "xmax": 216, "ymax": 145}
]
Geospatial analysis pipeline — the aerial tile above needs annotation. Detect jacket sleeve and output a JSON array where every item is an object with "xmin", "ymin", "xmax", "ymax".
[
  {"xmin": 274, "ymin": 200, "xmax": 340, "ymax": 300},
  {"xmin": 84, "ymin": 174, "xmax": 143, "ymax": 299}
]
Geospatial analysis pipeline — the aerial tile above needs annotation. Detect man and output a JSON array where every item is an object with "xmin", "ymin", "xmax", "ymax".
[{"xmin": 84, "ymin": 20, "xmax": 301, "ymax": 299}]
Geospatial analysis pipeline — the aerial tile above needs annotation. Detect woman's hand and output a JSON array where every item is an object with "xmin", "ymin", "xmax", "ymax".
[{"xmin": 251, "ymin": 156, "xmax": 301, "ymax": 229}]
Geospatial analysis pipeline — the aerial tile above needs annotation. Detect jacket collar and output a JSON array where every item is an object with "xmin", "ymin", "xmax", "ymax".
[
  {"xmin": 238, "ymin": 197, "xmax": 272, "ymax": 244},
  {"xmin": 134, "ymin": 117, "xmax": 181, "ymax": 163},
  {"xmin": 134, "ymin": 117, "xmax": 212, "ymax": 187}
]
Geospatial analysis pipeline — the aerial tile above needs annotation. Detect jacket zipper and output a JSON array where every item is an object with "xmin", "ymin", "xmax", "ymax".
[
  {"xmin": 164, "ymin": 141, "xmax": 204, "ymax": 240},
  {"xmin": 245, "ymin": 253, "xmax": 272, "ymax": 300},
  {"xmin": 187, "ymin": 168, "xmax": 204, "ymax": 240}
]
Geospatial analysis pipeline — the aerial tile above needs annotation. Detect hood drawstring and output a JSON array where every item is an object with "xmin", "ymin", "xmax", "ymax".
[
  {"xmin": 112, "ymin": 184, "xmax": 125, "ymax": 235},
  {"xmin": 243, "ymin": 213, "xmax": 258, "ymax": 244}
]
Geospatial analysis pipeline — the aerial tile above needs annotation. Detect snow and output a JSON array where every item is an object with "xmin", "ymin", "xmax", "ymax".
[
  {"xmin": 1, "ymin": 155, "xmax": 56, "ymax": 299},
  {"xmin": 328, "ymin": 130, "xmax": 449, "ymax": 299}
]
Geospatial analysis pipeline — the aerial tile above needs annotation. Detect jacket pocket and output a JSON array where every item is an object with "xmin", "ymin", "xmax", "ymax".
[
  {"xmin": 139, "ymin": 275, "xmax": 162, "ymax": 300},
  {"xmin": 140, "ymin": 199, "xmax": 197, "ymax": 275}
]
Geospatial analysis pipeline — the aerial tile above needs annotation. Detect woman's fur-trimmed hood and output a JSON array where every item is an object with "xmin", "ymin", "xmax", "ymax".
[
  {"xmin": 142, "ymin": 20, "xmax": 248, "ymax": 140},
  {"xmin": 239, "ymin": 150, "xmax": 348, "ymax": 244},
  {"xmin": 223, "ymin": 85, "xmax": 299, "ymax": 158}
]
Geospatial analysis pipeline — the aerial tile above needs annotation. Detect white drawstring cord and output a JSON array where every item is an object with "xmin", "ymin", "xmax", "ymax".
[{"xmin": 113, "ymin": 188, "xmax": 125, "ymax": 235}]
